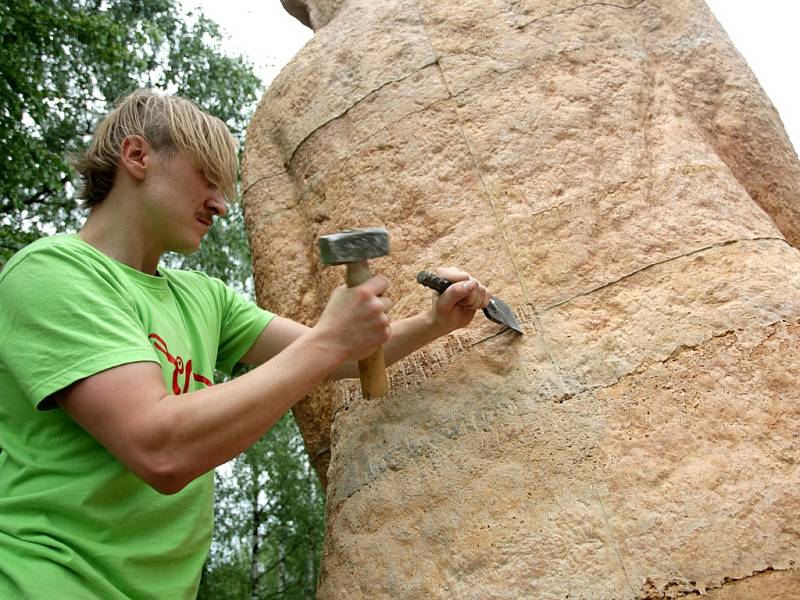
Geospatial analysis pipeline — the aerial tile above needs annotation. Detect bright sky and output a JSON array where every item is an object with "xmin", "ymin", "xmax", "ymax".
[
  {"xmin": 706, "ymin": 1, "xmax": 800, "ymax": 153},
  {"xmin": 181, "ymin": 0, "xmax": 312, "ymax": 86},
  {"xmin": 183, "ymin": 0, "xmax": 800, "ymax": 153}
]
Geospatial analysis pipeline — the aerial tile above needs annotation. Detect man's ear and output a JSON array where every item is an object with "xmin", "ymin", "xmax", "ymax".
[{"xmin": 119, "ymin": 135, "xmax": 150, "ymax": 181}]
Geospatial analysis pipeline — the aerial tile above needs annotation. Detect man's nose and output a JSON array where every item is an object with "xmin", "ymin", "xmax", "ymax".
[{"xmin": 208, "ymin": 189, "xmax": 228, "ymax": 218}]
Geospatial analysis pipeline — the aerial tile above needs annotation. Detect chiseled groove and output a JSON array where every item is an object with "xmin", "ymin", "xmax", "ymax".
[
  {"xmin": 556, "ymin": 315, "xmax": 800, "ymax": 406},
  {"xmin": 241, "ymin": 168, "xmax": 288, "ymax": 197},
  {"xmin": 540, "ymin": 236, "xmax": 791, "ymax": 313},
  {"xmin": 328, "ymin": 317, "xmax": 799, "ymax": 509},
  {"xmin": 641, "ymin": 565, "xmax": 793, "ymax": 599},
  {"xmin": 284, "ymin": 57, "xmax": 440, "ymax": 169},
  {"xmin": 706, "ymin": 566, "xmax": 791, "ymax": 593},
  {"xmin": 327, "ymin": 317, "xmax": 798, "ymax": 511},
  {"xmin": 516, "ymin": 0, "xmax": 649, "ymax": 30}
]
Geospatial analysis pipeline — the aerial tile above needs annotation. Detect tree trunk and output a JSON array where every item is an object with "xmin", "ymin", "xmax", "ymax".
[
  {"xmin": 276, "ymin": 539, "xmax": 286, "ymax": 593},
  {"xmin": 249, "ymin": 481, "xmax": 261, "ymax": 600},
  {"xmin": 243, "ymin": 0, "xmax": 800, "ymax": 597}
]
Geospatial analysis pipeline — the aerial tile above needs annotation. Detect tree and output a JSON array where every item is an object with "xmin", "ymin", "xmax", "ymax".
[
  {"xmin": 0, "ymin": 0, "xmax": 260, "ymax": 265},
  {"xmin": 1, "ymin": 2, "xmax": 325, "ymax": 597},
  {"xmin": 199, "ymin": 413, "xmax": 326, "ymax": 600}
]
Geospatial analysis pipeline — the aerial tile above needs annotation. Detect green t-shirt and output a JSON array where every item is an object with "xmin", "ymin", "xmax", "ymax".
[{"xmin": 0, "ymin": 234, "xmax": 274, "ymax": 599}]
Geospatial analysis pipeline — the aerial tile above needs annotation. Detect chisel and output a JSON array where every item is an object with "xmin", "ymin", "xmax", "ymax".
[{"xmin": 416, "ymin": 271, "xmax": 524, "ymax": 334}]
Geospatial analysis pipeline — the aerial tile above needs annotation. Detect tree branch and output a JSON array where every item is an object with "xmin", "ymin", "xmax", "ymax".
[
  {"xmin": 252, "ymin": 538, "xmax": 307, "ymax": 584},
  {"xmin": 22, "ymin": 174, "xmax": 72, "ymax": 207}
]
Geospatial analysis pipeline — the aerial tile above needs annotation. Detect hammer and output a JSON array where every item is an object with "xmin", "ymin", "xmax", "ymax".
[{"xmin": 318, "ymin": 228, "xmax": 390, "ymax": 398}]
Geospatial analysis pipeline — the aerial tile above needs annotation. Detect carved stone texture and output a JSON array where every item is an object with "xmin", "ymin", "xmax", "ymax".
[{"xmin": 243, "ymin": 0, "xmax": 800, "ymax": 597}]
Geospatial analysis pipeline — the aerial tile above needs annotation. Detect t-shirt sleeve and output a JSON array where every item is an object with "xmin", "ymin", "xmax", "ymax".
[
  {"xmin": 0, "ymin": 249, "xmax": 159, "ymax": 409},
  {"xmin": 213, "ymin": 280, "xmax": 274, "ymax": 376}
]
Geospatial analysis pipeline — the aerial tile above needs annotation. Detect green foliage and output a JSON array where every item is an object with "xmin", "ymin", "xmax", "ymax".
[
  {"xmin": 199, "ymin": 413, "xmax": 326, "ymax": 600},
  {"xmin": 0, "ymin": 0, "xmax": 260, "ymax": 266}
]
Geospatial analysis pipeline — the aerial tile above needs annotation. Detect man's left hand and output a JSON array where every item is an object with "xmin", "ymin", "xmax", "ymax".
[{"xmin": 428, "ymin": 267, "xmax": 491, "ymax": 333}]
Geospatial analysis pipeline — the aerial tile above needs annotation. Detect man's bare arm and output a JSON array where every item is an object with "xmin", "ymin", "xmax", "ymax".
[
  {"xmin": 241, "ymin": 268, "xmax": 490, "ymax": 380},
  {"xmin": 54, "ymin": 277, "xmax": 391, "ymax": 495}
]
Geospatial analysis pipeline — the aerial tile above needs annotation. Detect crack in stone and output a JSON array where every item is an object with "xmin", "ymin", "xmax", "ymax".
[
  {"xmin": 247, "ymin": 64, "xmax": 454, "ymax": 220},
  {"xmin": 520, "ymin": 173, "xmax": 651, "ymax": 222},
  {"xmin": 575, "ymin": 327, "xmax": 738, "ymax": 400},
  {"xmin": 513, "ymin": 0, "xmax": 649, "ymax": 31},
  {"xmin": 540, "ymin": 236, "xmax": 790, "ymax": 313},
  {"xmin": 431, "ymin": 42, "xmax": 603, "ymax": 102},
  {"xmin": 288, "ymin": 92, "xmax": 452, "ymax": 202},
  {"xmin": 597, "ymin": 495, "xmax": 636, "ymax": 596},
  {"xmin": 241, "ymin": 196, "xmax": 302, "ymax": 230},
  {"xmin": 241, "ymin": 168, "xmax": 288, "ymax": 197},
  {"xmin": 554, "ymin": 316, "xmax": 800, "ymax": 406},
  {"xmin": 285, "ymin": 57, "xmax": 440, "ymax": 168}
]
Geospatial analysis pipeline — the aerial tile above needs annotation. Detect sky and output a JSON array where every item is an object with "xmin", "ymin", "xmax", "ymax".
[{"xmin": 183, "ymin": 0, "xmax": 800, "ymax": 153}]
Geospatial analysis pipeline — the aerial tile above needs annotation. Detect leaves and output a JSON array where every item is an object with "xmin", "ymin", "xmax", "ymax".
[
  {"xmin": 200, "ymin": 414, "xmax": 326, "ymax": 600},
  {"xmin": 0, "ymin": 0, "xmax": 260, "ymax": 267}
]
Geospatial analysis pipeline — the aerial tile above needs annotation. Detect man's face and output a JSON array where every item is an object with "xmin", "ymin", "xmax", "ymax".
[{"xmin": 142, "ymin": 149, "xmax": 229, "ymax": 254}]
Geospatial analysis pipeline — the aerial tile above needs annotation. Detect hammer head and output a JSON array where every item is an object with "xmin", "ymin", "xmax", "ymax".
[{"xmin": 319, "ymin": 228, "xmax": 390, "ymax": 265}]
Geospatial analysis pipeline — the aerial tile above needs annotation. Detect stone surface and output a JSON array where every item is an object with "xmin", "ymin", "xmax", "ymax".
[{"xmin": 244, "ymin": 0, "xmax": 800, "ymax": 597}]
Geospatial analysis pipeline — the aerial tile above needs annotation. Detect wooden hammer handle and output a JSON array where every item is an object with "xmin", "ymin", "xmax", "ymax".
[{"xmin": 345, "ymin": 261, "xmax": 388, "ymax": 398}]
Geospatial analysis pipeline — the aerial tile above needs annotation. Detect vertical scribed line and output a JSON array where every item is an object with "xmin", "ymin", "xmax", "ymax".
[
  {"xmin": 597, "ymin": 495, "xmax": 636, "ymax": 597},
  {"xmin": 410, "ymin": 0, "xmax": 568, "ymax": 392}
]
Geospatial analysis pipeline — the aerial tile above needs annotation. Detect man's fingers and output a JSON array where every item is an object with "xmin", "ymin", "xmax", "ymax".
[
  {"xmin": 434, "ymin": 266, "xmax": 469, "ymax": 284},
  {"xmin": 357, "ymin": 277, "xmax": 392, "ymax": 322},
  {"xmin": 427, "ymin": 268, "xmax": 492, "ymax": 311},
  {"xmin": 478, "ymin": 284, "xmax": 491, "ymax": 309},
  {"xmin": 444, "ymin": 277, "xmax": 491, "ymax": 311},
  {"xmin": 359, "ymin": 274, "xmax": 390, "ymax": 297},
  {"xmin": 438, "ymin": 278, "xmax": 474, "ymax": 311}
]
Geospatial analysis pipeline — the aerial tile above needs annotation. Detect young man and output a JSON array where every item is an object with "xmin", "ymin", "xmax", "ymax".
[{"xmin": 0, "ymin": 89, "xmax": 491, "ymax": 598}]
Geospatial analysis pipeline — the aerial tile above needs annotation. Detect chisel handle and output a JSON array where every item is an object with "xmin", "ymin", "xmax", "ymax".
[{"xmin": 416, "ymin": 270, "xmax": 454, "ymax": 294}]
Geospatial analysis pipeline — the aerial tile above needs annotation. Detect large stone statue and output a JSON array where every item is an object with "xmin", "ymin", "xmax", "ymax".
[{"xmin": 242, "ymin": 0, "xmax": 800, "ymax": 597}]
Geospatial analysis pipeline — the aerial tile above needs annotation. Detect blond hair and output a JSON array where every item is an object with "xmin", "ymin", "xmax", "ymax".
[{"xmin": 73, "ymin": 89, "xmax": 238, "ymax": 206}]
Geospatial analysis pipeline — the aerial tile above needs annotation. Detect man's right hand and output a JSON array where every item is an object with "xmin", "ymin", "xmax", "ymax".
[{"xmin": 313, "ymin": 275, "xmax": 393, "ymax": 362}]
